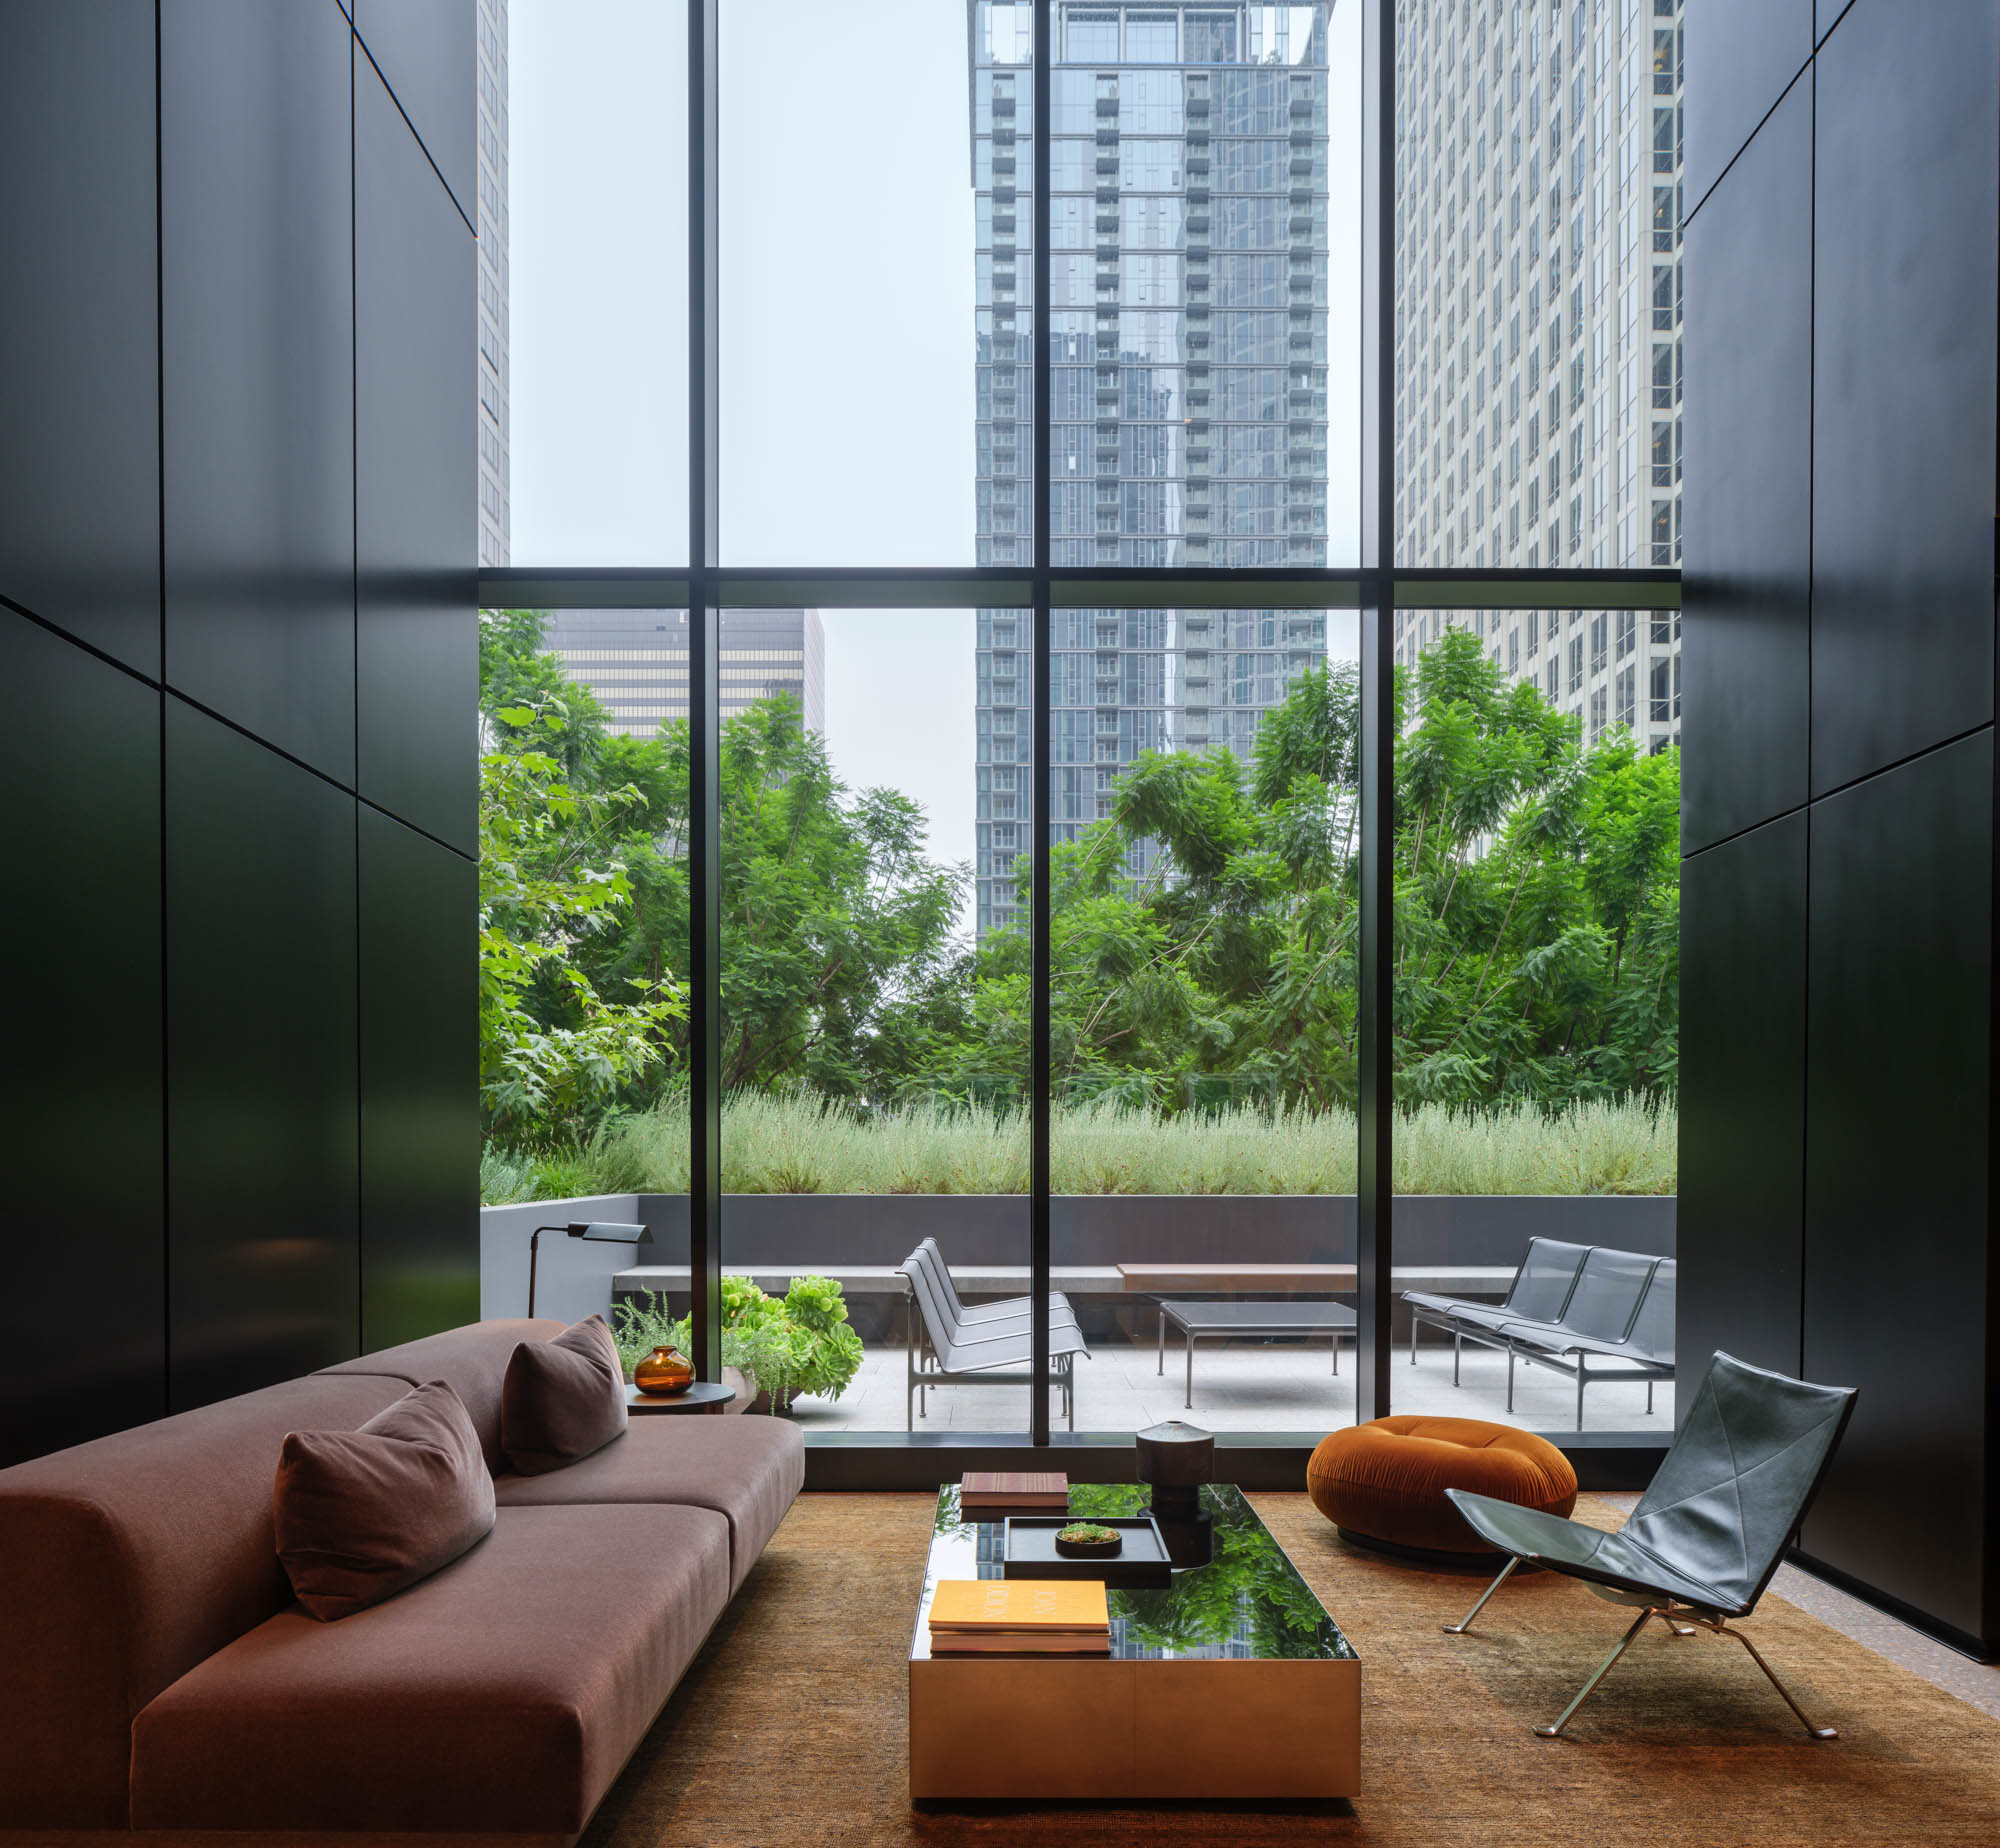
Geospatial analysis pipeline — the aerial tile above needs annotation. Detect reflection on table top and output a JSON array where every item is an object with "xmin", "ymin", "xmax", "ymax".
[{"xmin": 911, "ymin": 1482, "xmax": 1356, "ymax": 1664}]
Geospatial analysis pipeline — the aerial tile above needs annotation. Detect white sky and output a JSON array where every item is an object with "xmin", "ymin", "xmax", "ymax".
[{"xmin": 508, "ymin": 0, "xmax": 1362, "ymax": 914}]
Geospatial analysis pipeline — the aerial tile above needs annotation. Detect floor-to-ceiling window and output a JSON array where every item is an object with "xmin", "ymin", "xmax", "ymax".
[{"xmin": 481, "ymin": 0, "xmax": 1682, "ymax": 1455}]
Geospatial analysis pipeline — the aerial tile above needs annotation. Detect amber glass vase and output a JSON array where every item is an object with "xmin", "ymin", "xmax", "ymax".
[{"xmin": 633, "ymin": 1343, "xmax": 695, "ymax": 1396}]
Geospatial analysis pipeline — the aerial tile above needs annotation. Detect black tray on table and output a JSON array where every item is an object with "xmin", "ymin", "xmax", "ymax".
[{"xmin": 1001, "ymin": 1514, "xmax": 1173, "ymax": 1588}]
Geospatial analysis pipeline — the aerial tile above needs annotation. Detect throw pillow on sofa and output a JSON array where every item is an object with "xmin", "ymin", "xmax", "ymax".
[
  {"xmin": 501, "ymin": 1312, "xmax": 628, "ymax": 1475},
  {"xmin": 274, "ymin": 1379, "xmax": 496, "ymax": 1621}
]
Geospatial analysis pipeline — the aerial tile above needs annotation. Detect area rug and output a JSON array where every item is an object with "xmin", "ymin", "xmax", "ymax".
[{"xmin": 579, "ymin": 1493, "xmax": 2000, "ymax": 1848}]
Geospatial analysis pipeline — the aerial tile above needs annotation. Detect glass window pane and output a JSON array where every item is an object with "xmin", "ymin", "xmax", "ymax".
[
  {"xmin": 1046, "ymin": 606, "xmax": 1360, "ymax": 1434},
  {"xmin": 722, "ymin": 608, "xmax": 1032, "ymax": 1433},
  {"xmin": 721, "ymin": 5, "xmax": 1025, "ymax": 565},
  {"xmin": 475, "ymin": 608, "xmax": 692, "ymax": 1366},
  {"xmin": 1393, "ymin": 2, "xmax": 1683, "ymax": 567},
  {"xmin": 507, "ymin": 1, "xmax": 687, "ymax": 564},
  {"xmin": 1046, "ymin": 2, "xmax": 1360, "ymax": 568},
  {"xmin": 1391, "ymin": 608, "xmax": 1679, "ymax": 1436}
]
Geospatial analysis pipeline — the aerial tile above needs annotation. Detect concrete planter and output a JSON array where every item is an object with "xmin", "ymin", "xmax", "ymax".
[{"xmin": 479, "ymin": 1191, "xmax": 1673, "ymax": 1342}]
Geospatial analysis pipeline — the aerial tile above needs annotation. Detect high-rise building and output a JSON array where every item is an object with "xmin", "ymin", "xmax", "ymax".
[
  {"xmin": 970, "ymin": 2, "xmax": 1334, "ymax": 936},
  {"xmin": 548, "ymin": 609, "xmax": 826, "ymax": 741},
  {"xmin": 476, "ymin": 0, "xmax": 510, "ymax": 568},
  {"xmin": 1390, "ymin": 0, "xmax": 1683, "ymax": 751}
]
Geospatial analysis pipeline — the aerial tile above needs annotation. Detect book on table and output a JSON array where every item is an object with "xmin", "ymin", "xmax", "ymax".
[
  {"xmin": 959, "ymin": 1470, "xmax": 1068, "ymax": 1514},
  {"xmin": 927, "ymin": 1577, "xmax": 1110, "ymax": 1653},
  {"xmin": 927, "ymin": 1630, "xmax": 1112, "ymax": 1654}
]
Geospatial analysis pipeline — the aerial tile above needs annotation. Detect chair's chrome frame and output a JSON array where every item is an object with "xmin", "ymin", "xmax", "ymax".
[
  {"xmin": 1443, "ymin": 1564, "xmax": 1838, "ymax": 1741},
  {"xmin": 902, "ymin": 1277, "xmax": 1080, "ymax": 1432}
]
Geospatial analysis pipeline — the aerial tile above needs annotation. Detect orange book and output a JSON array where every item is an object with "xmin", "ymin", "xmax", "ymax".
[
  {"xmin": 929, "ymin": 1630, "xmax": 1111, "ymax": 1655},
  {"xmin": 928, "ymin": 1578, "xmax": 1109, "ymax": 1634}
]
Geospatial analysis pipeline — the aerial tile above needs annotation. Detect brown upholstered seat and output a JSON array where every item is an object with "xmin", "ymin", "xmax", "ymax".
[
  {"xmin": 1306, "ymin": 1415, "xmax": 1577, "ymax": 1556},
  {"xmin": 130, "ymin": 1503, "xmax": 729, "ymax": 1836},
  {"xmin": 494, "ymin": 1414, "xmax": 805, "ymax": 1593},
  {"xmin": 0, "ymin": 1372, "xmax": 410, "ymax": 1827}
]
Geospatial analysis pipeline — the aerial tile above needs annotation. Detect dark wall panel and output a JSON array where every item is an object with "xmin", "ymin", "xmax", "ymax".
[
  {"xmin": 166, "ymin": 703, "xmax": 359, "ymax": 1411},
  {"xmin": 1810, "ymin": 0, "xmax": 1998, "ymax": 794},
  {"xmin": 162, "ymin": 0, "xmax": 356, "ymax": 783},
  {"xmin": 0, "ymin": 2, "xmax": 160, "ymax": 676},
  {"xmin": 1680, "ymin": 78, "xmax": 1812, "ymax": 850},
  {"xmin": 359, "ymin": 807, "xmax": 479, "ymax": 1350},
  {"xmin": 353, "ymin": 0, "xmax": 475, "ymax": 229},
  {"xmin": 0, "ymin": 615, "xmax": 165, "ymax": 1465},
  {"xmin": 1802, "ymin": 734, "xmax": 1992, "ymax": 1639},
  {"xmin": 1682, "ymin": 0, "xmax": 1812, "ymax": 215},
  {"xmin": 1677, "ymin": 815, "xmax": 1807, "ymax": 1394},
  {"xmin": 355, "ymin": 60, "xmax": 477, "ymax": 853}
]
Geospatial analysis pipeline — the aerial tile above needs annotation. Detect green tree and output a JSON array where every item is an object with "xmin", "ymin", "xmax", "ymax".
[
  {"xmin": 478, "ymin": 611, "xmax": 974, "ymax": 1145},
  {"xmin": 478, "ymin": 612, "xmax": 686, "ymax": 1143},
  {"xmin": 947, "ymin": 627, "xmax": 1677, "ymax": 1113}
]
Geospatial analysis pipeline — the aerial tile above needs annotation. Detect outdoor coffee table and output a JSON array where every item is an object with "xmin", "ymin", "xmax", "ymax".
[
  {"xmin": 909, "ymin": 1483, "xmax": 1359, "ymax": 1801},
  {"xmin": 1156, "ymin": 1298, "xmax": 1358, "ymax": 1409}
]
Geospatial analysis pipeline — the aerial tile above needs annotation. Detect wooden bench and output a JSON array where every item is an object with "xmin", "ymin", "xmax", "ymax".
[
  {"xmin": 614, "ymin": 1264, "xmax": 1127, "ymax": 1298},
  {"xmin": 617, "ymin": 1262, "xmax": 1516, "ymax": 1302}
]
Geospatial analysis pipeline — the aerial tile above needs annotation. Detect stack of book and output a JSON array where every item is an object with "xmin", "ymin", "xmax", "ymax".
[
  {"xmin": 959, "ymin": 1470, "xmax": 1068, "ymax": 1516},
  {"xmin": 927, "ymin": 1578, "xmax": 1111, "ymax": 1655}
]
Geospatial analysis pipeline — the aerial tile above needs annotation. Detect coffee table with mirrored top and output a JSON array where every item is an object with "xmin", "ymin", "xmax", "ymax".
[{"xmin": 909, "ymin": 1483, "xmax": 1359, "ymax": 1801}]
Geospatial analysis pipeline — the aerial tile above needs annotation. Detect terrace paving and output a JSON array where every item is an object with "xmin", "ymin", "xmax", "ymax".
[{"xmin": 784, "ymin": 1335, "xmax": 1677, "ymax": 1436}]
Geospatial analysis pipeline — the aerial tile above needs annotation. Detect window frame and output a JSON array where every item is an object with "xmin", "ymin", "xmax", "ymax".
[{"xmin": 479, "ymin": 0, "xmax": 1680, "ymax": 1467}]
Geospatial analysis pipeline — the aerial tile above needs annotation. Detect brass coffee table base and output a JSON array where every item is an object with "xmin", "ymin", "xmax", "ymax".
[{"xmin": 909, "ymin": 1654, "xmax": 1359, "ymax": 1799}]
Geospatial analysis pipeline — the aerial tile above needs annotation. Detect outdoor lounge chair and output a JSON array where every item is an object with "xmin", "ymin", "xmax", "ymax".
[
  {"xmin": 910, "ymin": 1236, "xmax": 1077, "ymax": 1330},
  {"xmin": 899, "ymin": 1257, "xmax": 1089, "ymax": 1432},
  {"xmin": 1441, "ymin": 1350, "xmax": 1857, "ymax": 1739},
  {"xmin": 1403, "ymin": 1238, "xmax": 1591, "ymax": 1381},
  {"xmin": 1502, "ymin": 1256, "xmax": 1675, "ymax": 1429}
]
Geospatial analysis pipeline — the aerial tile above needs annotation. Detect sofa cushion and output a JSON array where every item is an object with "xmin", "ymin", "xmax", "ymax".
[
  {"xmin": 0, "ymin": 1372, "xmax": 410, "ymax": 1826},
  {"xmin": 131, "ymin": 1502, "xmax": 730, "ymax": 1835},
  {"xmin": 502, "ymin": 1314, "xmax": 627, "ymax": 1475},
  {"xmin": 276, "ymin": 1381, "xmax": 497, "ymax": 1620},
  {"xmin": 318, "ymin": 1317, "xmax": 567, "ymax": 1473},
  {"xmin": 495, "ymin": 1415, "xmax": 804, "ymax": 1593}
]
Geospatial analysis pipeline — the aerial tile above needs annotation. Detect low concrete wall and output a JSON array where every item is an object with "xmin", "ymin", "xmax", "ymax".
[
  {"xmin": 479, "ymin": 1194, "xmax": 648, "ymax": 1324},
  {"xmin": 625, "ymin": 1191, "xmax": 1675, "ymax": 1268},
  {"xmin": 480, "ymin": 1191, "xmax": 1674, "ymax": 1336}
]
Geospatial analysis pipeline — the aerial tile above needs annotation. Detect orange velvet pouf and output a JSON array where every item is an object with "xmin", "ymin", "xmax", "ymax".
[{"xmin": 1306, "ymin": 1416, "xmax": 1578, "ymax": 1557}]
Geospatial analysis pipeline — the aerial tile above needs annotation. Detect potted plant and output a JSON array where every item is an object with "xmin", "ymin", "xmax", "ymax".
[{"xmin": 611, "ymin": 1273, "xmax": 863, "ymax": 1416}]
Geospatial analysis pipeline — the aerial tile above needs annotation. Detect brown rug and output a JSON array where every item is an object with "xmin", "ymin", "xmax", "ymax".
[{"xmin": 580, "ymin": 1493, "xmax": 2000, "ymax": 1848}]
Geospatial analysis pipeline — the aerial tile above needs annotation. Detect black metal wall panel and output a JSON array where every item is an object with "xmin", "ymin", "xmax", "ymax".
[
  {"xmin": 1680, "ymin": 77, "xmax": 1812, "ymax": 851},
  {"xmin": 1677, "ymin": 816, "xmax": 1807, "ymax": 1395},
  {"xmin": 0, "ymin": 1, "xmax": 160, "ymax": 676},
  {"xmin": 161, "ymin": 0, "xmax": 356, "ymax": 783},
  {"xmin": 358, "ymin": 806, "xmax": 479, "ymax": 1351},
  {"xmin": 1809, "ymin": 0, "xmax": 1998, "ymax": 796},
  {"xmin": 165, "ymin": 702, "xmax": 360, "ymax": 1412},
  {"xmin": 355, "ymin": 59, "xmax": 478, "ymax": 853},
  {"xmin": 1681, "ymin": 0, "xmax": 1812, "ymax": 217},
  {"xmin": 352, "ymin": 0, "xmax": 475, "ymax": 227},
  {"xmin": 1802, "ymin": 733, "xmax": 1993, "ymax": 1640},
  {"xmin": 0, "ymin": 615, "xmax": 165, "ymax": 1466}
]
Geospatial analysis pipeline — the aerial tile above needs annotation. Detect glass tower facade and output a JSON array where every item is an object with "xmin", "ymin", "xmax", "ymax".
[
  {"xmin": 1391, "ymin": 0, "xmax": 1683, "ymax": 751},
  {"xmin": 547, "ymin": 608, "xmax": 826, "ymax": 740},
  {"xmin": 475, "ymin": 0, "xmax": 510, "ymax": 568},
  {"xmin": 971, "ymin": 2, "xmax": 1335, "ymax": 935}
]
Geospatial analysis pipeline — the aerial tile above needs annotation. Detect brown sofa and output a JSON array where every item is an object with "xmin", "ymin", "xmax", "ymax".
[{"xmin": 0, "ymin": 1318, "xmax": 804, "ymax": 1846}]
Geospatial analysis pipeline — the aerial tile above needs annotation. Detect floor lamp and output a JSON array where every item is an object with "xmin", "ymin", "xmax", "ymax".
[{"xmin": 527, "ymin": 1221, "xmax": 654, "ymax": 1319}]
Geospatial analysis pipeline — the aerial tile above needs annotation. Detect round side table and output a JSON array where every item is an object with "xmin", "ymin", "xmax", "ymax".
[{"xmin": 625, "ymin": 1381, "xmax": 736, "ymax": 1415}]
